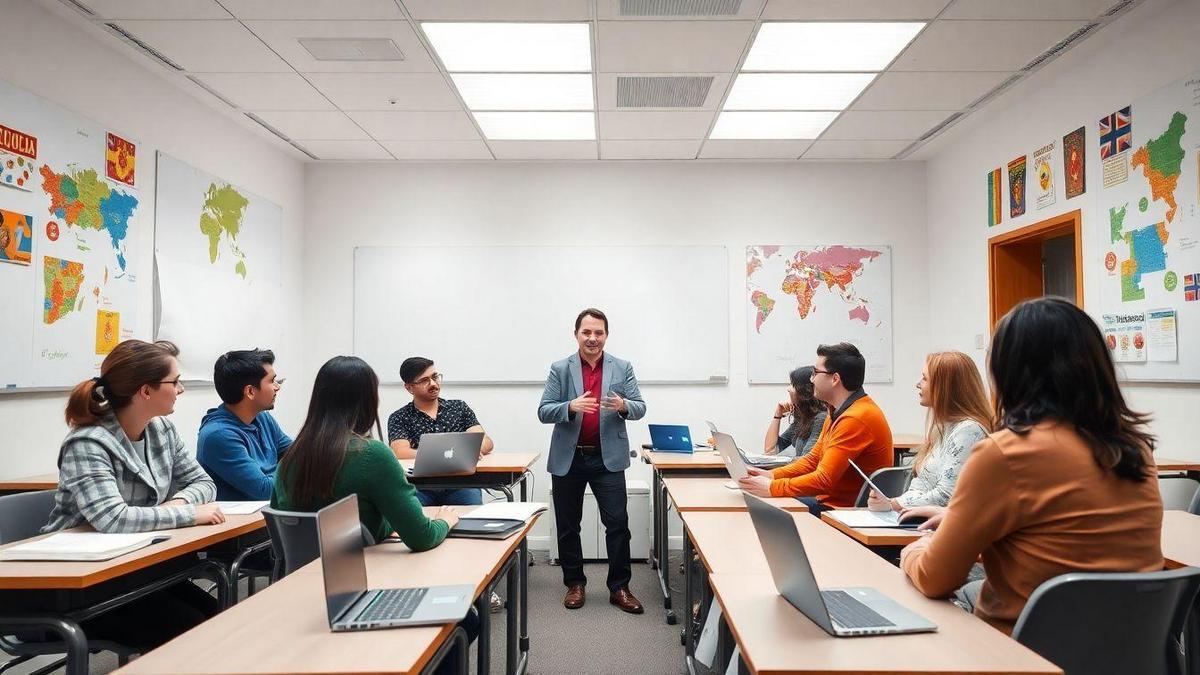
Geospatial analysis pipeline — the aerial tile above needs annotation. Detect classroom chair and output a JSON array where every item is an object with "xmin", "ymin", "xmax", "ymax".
[
  {"xmin": 1011, "ymin": 567, "xmax": 1200, "ymax": 675},
  {"xmin": 852, "ymin": 466, "xmax": 912, "ymax": 507},
  {"xmin": 0, "ymin": 490, "xmax": 137, "ymax": 674},
  {"xmin": 1158, "ymin": 475, "xmax": 1200, "ymax": 512},
  {"xmin": 261, "ymin": 507, "xmax": 376, "ymax": 580}
]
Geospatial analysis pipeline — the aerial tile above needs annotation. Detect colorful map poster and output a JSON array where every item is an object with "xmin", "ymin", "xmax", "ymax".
[
  {"xmin": 987, "ymin": 167, "xmax": 1002, "ymax": 227},
  {"xmin": 746, "ymin": 245, "xmax": 892, "ymax": 383},
  {"xmin": 105, "ymin": 132, "xmax": 135, "ymax": 188},
  {"xmin": 0, "ymin": 208, "xmax": 32, "ymax": 265},
  {"xmin": 1007, "ymin": 155, "xmax": 1026, "ymax": 218},
  {"xmin": 1064, "ymin": 126, "xmax": 1086, "ymax": 199},
  {"xmin": 1033, "ymin": 141, "xmax": 1056, "ymax": 209}
]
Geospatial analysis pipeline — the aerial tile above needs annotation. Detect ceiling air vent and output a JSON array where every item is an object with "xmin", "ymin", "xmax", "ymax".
[
  {"xmin": 186, "ymin": 76, "xmax": 239, "ymax": 109},
  {"xmin": 56, "ymin": 0, "xmax": 97, "ymax": 18},
  {"xmin": 1021, "ymin": 23, "xmax": 1099, "ymax": 72},
  {"xmin": 244, "ymin": 113, "xmax": 319, "ymax": 160},
  {"xmin": 617, "ymin": 76, "xmax": 713, "ymax": 108},
  {"xmin": 619, "ymin": 0, "xmax": 742, "ymax": 17},
  {"xmin": 1103, "ymin": 0, "xmax": 1135, "ymax": 17},
  {"xmin": 298, "ymin": 38, "xmax": 405, "ymax": 62},
  {"xmin": 104, "ymin": 23, "xmax": 185, "ymax": 71}
]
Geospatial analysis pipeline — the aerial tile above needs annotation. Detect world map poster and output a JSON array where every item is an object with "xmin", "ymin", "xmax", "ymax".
[{"xmin": 746, "ymin": 245, "xmax": 893, "ymax": 383}]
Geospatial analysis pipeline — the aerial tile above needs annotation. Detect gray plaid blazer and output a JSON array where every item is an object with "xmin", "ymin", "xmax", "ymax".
[{"xmin": 43, "ymin": 414, "xmax": 216, "ymax": 533}]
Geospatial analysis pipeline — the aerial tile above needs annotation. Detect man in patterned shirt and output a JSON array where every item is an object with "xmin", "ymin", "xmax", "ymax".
[{"xmin": 387, "ymin": 356, "xmax": 495, "ymax": 506}]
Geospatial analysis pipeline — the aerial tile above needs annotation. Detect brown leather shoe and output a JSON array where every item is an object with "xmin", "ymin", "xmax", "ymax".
[
  {"xmin": 564, "ymin": 584, "xmax": 586, "ymax": 609},
  {"xmin": 609, "ymin": 587, "xmax": 644, "ymax": 614}
]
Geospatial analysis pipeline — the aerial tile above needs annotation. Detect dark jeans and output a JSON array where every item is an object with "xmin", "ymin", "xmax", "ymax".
[
  {"xmin": 416, "ymin": 488, "xmax": 483, "ymax": 507},
  {"xmin": 552, "ymin": 450, "xmax": 632, "ymax": 592}
]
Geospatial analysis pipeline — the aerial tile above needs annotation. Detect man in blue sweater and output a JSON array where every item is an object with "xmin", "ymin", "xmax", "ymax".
[{"xmin": 197, "ymin": 349, "xmax": 292, "ymax": 501}]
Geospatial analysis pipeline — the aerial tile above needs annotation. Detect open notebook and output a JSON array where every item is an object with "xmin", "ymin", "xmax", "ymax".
[
  {"xmin": 449, "ymin": 501, "xmax": 547, "ymax": 540},
  {"xmin": 0, "ymin": 532, "xmax": 170, "ymax": 562}
]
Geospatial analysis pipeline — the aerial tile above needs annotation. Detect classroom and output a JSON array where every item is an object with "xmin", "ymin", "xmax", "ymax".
[{"xmin": 1, "ymin": 0, "xmax": 1198, "ymax": 673}]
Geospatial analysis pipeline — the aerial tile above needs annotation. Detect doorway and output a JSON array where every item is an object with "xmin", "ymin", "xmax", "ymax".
[{"xmin": 988, "ymin": 209, "xmax": 1083, "ymax": 329}]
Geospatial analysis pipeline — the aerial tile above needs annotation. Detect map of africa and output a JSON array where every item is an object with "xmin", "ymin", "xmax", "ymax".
[
  {"xmin": 199, "ymin": 183, "xmax": 250, "ymax": 279},
  {"xmin": 39, "ymin": 164, "xmax": 137, "ymax": 271}
]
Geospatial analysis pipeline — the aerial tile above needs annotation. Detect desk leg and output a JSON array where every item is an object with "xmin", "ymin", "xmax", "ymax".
[
  {"xmin": 683, "ymin": 527, "xmax": 694, "ymax": 650},
  {"xmin": 649, "ymin": 468, "xmax": 661, "ymax": 571},
  {"xmin": 519, "ymin": 538, "xmax": 530, "ymax": 672},
  {"xmin": 520, "ymin": 471, "xmax": 528, "ymax": 502},
  {"xmin": 659, "ymin": 480, "xmax": 677, "ymax": 625},
  {"xmin": 506, "ymin": 544, "xmax": 520, "ymax": 675},
  {"xmin": 0, "ymin": 616, "xmax": 87, "ymax": 675},
  {"xmin": 228, "ymin": 539, "xmax": 273, "ymax": 604},
  {"xmin": 422, "ymin": 626, "xmax": 469, "ymax": 675}
]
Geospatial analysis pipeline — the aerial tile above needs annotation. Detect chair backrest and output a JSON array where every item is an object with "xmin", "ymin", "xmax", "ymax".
[
  {"xmin": 853, "ymin": 466, "xmax": 912, "ymax": 507},
  {"xmin": 0, "ymin": 490, "xmax": 56, "ymax": 544},
  {"xmin": 1187, "ymin": 485, "xmax": 1200, "ymax": 515},
  {"xmin": 1012, "ymin": 567, "xmax": 1200, "ymax": 675},
  {"xmin": 261, "ymin": 506, "xmax": 321, "ymax": 578},
  {"xmin": 1157, "ymin": 475, "xmax": 1200, "ymax": 512}
]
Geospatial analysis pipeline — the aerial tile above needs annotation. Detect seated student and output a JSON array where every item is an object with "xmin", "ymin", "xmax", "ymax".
[
  {"xmin": 197, "ymin": 348, "xmax": 291, "ymax": 501},
  {"xmin": 387, "ymin": 356, "xmax": 494, "ymax": 506},
  {"xmin": 900, "ymin": 298, "xmax": 1163, "ymax": 635},
  {"xmin": 43, "ymin": 339, "xmax": 224, "ymax": 651},
  {"xmin": 739, "ymin": 342, "xmax": 892, "ymax": 513},
  {"xmin": 867, "ymin": 351, "xmax": 990, "ymax": 511},
  {"xmin": 763, "ymin": 365, "xmax": 827, "ymax": 458}
]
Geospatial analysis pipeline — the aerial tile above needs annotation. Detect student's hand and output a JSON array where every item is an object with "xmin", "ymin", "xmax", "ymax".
[
  {"xmin": 569, "ymin": 393, "xmax": 599, "ymax": 414},
  {"xmin": 434, "ymin": 506, "xmax": 459, "ymax": 530},
  {"xmin": 194, "ymin": 503, "xmax": 226, "ymax": 525},
  {"xmin": 738, "ymin": 474, "xmax": 773, "ymax": 497},
  {"xmin": 601, "ymin": 392, "xmax": 627, "ymax": 413},
  {"xmin": 899, "ymin": 505, "xmax": 947, "ymax": 531},
  {"xmin": 744, "ymin": 465, "xmax": 772, "ymax": 477},
  {"xmin": 866, "ymin": 489, "xmax": 893, "ymax": 512},
  {"xmin": 774, "ymin": 400, "xmax": 793, "ymax": 418}
]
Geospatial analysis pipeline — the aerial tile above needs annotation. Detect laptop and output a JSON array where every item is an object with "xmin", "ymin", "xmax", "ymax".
[
  {"xmin": 648, "ymin": 424, "xmax": 694, "ymax": 453},
  {"xmin": 706, "ymin": 421, "xmax": 789, "ymax": 468},
  {"xmin": 317, "ymin": 495, "xmax": 475, "ymax": 632},
  {"xmin": 411, "ymin": 432, "xmax": 484, "ymax": 477},
  {"xmin": 743, "ymin": 493, "xmax": 936, "ymax": 637},
  {"xmin": 712, "ymin": 431, "xmax": 749, "ymax": 489}
]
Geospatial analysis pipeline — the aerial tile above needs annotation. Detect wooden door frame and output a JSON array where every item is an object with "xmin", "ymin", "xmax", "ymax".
[{"xmin": 988, "ymin": 209, "xmax": 1083, "ymax": 329}]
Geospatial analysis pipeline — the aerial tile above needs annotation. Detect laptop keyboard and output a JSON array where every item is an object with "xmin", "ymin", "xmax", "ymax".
[
  {"xmin": 358, "ymin": 587, "xmax": 428, "ymax": 623},
  {"xmin": 821, "ymin": 590, "xmax": 895, "ymax": 629}
]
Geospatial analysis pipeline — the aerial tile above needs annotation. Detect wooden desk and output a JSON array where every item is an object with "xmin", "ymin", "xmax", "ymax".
[
  {"xmin": 400, "ymin": 451, "xmax": 540, "ymax": 502},
  {"xmin": 1162, "ymin": 510, "xmax": 1200, "ymax": 569},
  {"xmin": 664, "ymin": 477, "xmax": 809, "ymax": 513},
  {"xmin": 117, "ymin": 513, "xmax": 539, "ymax": 675},
  {"xmin": 640, "ymin": 447, "xmax": 727, "ymax": 470},
  {"xmin": 820, "ymin": 509, "xmax": 924, "ymax": 548},
  {"xmin": 1157, "ymin": 456, "xmax": 1200, "ymax": 475},
  {"xmin": 0, "ymin": 472, "xmax": 59, "ymax": 495},
  {"xmin": 892, "ymin": 433, "xmax": 923, "ymax": 466}
]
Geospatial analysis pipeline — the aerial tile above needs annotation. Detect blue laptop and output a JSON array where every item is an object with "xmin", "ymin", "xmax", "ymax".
[{"xmin": 648, "ymin": 424, "xmax": 694, "ymax": 453}]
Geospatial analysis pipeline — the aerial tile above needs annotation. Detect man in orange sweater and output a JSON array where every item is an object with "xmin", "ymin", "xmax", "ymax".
[{"xmin": 739, "ymin": 342, "xmax": 893, "ymax": 513}]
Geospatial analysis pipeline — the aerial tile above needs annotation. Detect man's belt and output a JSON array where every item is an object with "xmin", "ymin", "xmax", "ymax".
[{"xmin": 575, "ymin": 445, "xmax": 600, "ymax": 455}]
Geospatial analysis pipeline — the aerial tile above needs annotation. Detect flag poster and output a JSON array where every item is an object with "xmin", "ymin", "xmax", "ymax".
[
  {"xmin": 1007, "ymin": 155, "xmax": 1026, "ymax": 218},
  {"xmin": 987, "ymin": 167, "xmax": 1003, "ymax": 227},
  {"xmin": 1099, "ymin": 106, "xmax": 1132, "ymax": 188},
  {"xmin": 1063, "ymin": 126, "xmax": 1086, "ymax": 199}
]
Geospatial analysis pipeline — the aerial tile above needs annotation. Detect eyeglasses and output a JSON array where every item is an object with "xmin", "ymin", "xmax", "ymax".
[
  {"xmin": 411, "ymin": 373, "xmax": 443, "ymax": 387},
  {"xmin": 157, "ymin": 377, "xmax": 183, "ymax": 388},
  {"xmin": 810, "ymin": 368, "xmax": 834, "ymax": 376}
]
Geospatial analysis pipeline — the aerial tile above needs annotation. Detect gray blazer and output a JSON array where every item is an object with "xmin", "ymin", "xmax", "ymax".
[
  {"xmin": 44, "ymin": 414, "xmax": 216, "ymax": 533},
  {"xmin": 538, "ymin": 352, "xmax": 647, "ymax": 476}
]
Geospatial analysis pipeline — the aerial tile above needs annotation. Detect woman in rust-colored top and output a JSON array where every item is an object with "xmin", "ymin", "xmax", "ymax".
[{"xmin": 900, "ymin": 297, "xmax": 1163, "ymax": 635}]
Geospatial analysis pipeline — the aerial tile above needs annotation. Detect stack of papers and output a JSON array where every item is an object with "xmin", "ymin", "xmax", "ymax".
[
  {"xmin": 0, "ymin": 532, "xmax": 170, "ymax": 562},
  {"xmin": 462, "ymin": 501, "xmax": 547, "ymax": 522},
  {"xmin": 216, "ymin": 501, "xmax": 269, "ymax": 515},
  {"xmin": 826, "ymin": 510, "xmax": 909, "ymax": 529}
]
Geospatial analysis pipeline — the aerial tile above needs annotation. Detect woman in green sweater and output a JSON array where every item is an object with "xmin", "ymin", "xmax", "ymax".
[{"xmin": 272, "ymin": 355, "xmax": 458, "ymax": 549}]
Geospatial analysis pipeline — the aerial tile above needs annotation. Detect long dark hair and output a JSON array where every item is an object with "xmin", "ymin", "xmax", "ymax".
[
  {"xmin": 990, "ymin": 297, "xmax": 1153, "ymax": 481},
  {"xmin": 785, "ymin": 366, "xmax": 826, "ymax": 441},
  {"xmin": 277, "ymin": 356, "xmax": 381, "ymax": 508}
]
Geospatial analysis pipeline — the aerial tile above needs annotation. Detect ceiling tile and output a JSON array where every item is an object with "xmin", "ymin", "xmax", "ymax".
[
  {"xmin": 596, "ymin": 21, "xmax": 755, "ymax": 73},
  {"xmin": 802, "ymin": 139, "xmax": 910, "ymax": 159},
  {"xmin": 405, "ymin": 0, "xmax": 592, "ymax": 20},
  {"xmin": 851, "ymin": 71, "xmax": 1011, "ymax": 110},
  {"xmin": 891, "ymin": 20, "xmax": 1088, "ymax": 71},
  {"xmin": 252, "ymin": 111, "xmax": 368, "ymax": 140},
  {"xmin": 600, "ymin": 140, "xmax": 702, "ymax": 160},
  {"xmin": 596, "ymin": 0, "xmax": 767, "ymax": 19},
  {"xmin": 822, "ymin": 110, "xmax": 953, "ymax": 140},
  {"xmin": 597, "ymin": 73, "xmax": 730, "ymax": 110},
  {"xmin": 379, "ymin": 140, "xmax": 494, "ymax": 160},
  {"xmin": 244, "ymin": 21, "xmax": 439, "ymax": 73},
  {"xmin": 115, "ymin": 20, "xmax": 291, "ymax": 71},
  {"xmin": 192, "ymin": 73, "xmax": 334, "ymax": 111},
  {"xmin": 699, "ymin": 139, "xmax": 810, "ymax": 159},
  {"xmin": 943, "ymin": 0, "xmax": 1115, "ymax": 20},
  {"xmin": 490, "ymin": 141, "xmax": 597, "ymax": 160},
  {"xmin": 294, "ymin": 140, "xmax": 392, "ymax": 160},
  {"xmin": 220, "ymin": 0, "xmax": 403, "ymax": 20},
  {"xmin": 81, "ymin": 0, "xmax": 232, "ymax": 20},
  {"xmin": 599, "ymin": 111, "xmax": 715, "ymax": 139},
  {"xmin": 762, "ymin": 0, "xmax": 950, "ymax": 19},
  {"xmin": 306, "ymin": 73, "xmax": 463, "ymax": 111},
  {"xmin": 346, "ymin": 111, "xmax": 481, "ymax": 140}
]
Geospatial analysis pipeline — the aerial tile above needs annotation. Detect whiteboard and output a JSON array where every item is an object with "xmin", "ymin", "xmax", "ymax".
[{"xmin": 353, "ymin": 246, "xmax": 729, "ymax": 383}]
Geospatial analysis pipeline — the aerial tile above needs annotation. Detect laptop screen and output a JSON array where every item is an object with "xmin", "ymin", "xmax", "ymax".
[{"xmin": 318, "ymin": 495, "xmax": 369, "ymax": 626}]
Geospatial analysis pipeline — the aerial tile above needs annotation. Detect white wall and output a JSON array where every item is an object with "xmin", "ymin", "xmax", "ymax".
[
  {"xmin": 303, "ymin": 161, "xmax": 930, "ymax": 543},
  {"xmin": 923, "ymin": 0, "xmax": 1199, "ymax": 459},
  {"xmin": 0, "ymin": 0, "xmax": 306, "ymax": 478}
]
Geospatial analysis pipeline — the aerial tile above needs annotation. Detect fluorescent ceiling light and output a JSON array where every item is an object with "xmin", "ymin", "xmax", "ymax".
[
  {"xmin": 473, "ymin": 112, "xmax": 595, "ymax": 140},
  {"xmin": 709, "ymin": 111, "xmax": 839, "ymax": 139},
  {"xmin": 451, "ymin": 74, "xmax": 594, "ymax": 110},
  {"xmin": 743, "ymin": 23, "xmax": 925, "ymax": 71},
  {"xmin": 421, "ymin": 23, "xmax": 592, "ymax": 72},
  {"xmin": 723, "ymin": 73, "xmax": 877, "ymax": 110}
]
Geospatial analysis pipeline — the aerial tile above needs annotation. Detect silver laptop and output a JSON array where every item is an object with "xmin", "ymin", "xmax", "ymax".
[
  {"xmin": 743, "ymin": 493, "xmax": 936, "ymax": 637},
  {"xmin": 317, "ymin": 495, "xmax": 474, "ymax": 631},
  {"xmin": 708, "ymin": 422, "xmax": 789, "ymax": 468},
  {"xmin": 411, "ymin": 432, "xmax": 484, "ymax": 477},
  {"xmin": 712, "ymin": 431, "xmax": 749, "ymax": 489}
]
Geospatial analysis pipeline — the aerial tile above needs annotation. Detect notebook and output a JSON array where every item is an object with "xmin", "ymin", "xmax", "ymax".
[
  {"xmin": 0, "ymin": 532, "xmax": 170, "ymax": 562},
  {"xmin": 447, "ymin": 501, "xmax": 548, "ymax": 540},
  {"xmin": 216, "ymin": 501, "xmax": 269, "ymax": 515}
]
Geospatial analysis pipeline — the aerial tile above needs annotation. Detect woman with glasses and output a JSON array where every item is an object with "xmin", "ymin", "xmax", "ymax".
[{"xmin": 763, "ymin": 365, "xmax": 827, "ymax": 458}]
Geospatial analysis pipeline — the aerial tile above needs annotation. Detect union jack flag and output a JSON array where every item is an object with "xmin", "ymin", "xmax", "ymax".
[
  {"xmin": 1185, "ymin": 273, "xmax": 1200, "ymax": 302},
  {"xmin": 1099, "ymin": 106, "xmax": 1132, "ymax": 160}
]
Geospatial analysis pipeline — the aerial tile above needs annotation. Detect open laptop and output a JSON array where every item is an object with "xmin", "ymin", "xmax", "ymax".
[
  {"xmin": 712, "ymin": 431, "xmax": 749, "ymax": 489},
  {"xmin": 743, "ymin": 493, "xmax": 936, "ymax": 637},
  {"xmin": 411, "ymin": 432, "xmax": 484, "ymax": 477},
  {"xmin": 648, "ymin": 424, "xmax": 694, "ymax": 453},
  {"xmin": 317, "ymin": 495, "xmax": 475, "ymax": 631},
  {"xmin": 706, "ymin": 421, "xmax": 789, "ymax": 468}
]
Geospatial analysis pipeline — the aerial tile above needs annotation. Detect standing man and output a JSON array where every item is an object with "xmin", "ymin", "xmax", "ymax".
[
  {"xmin": 539, "ymin": 308, "xmax": 647, "ymax": 613},
  {"xmin": 197, "ymin": 349, "xmax": 291, "ymax": 501}
]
